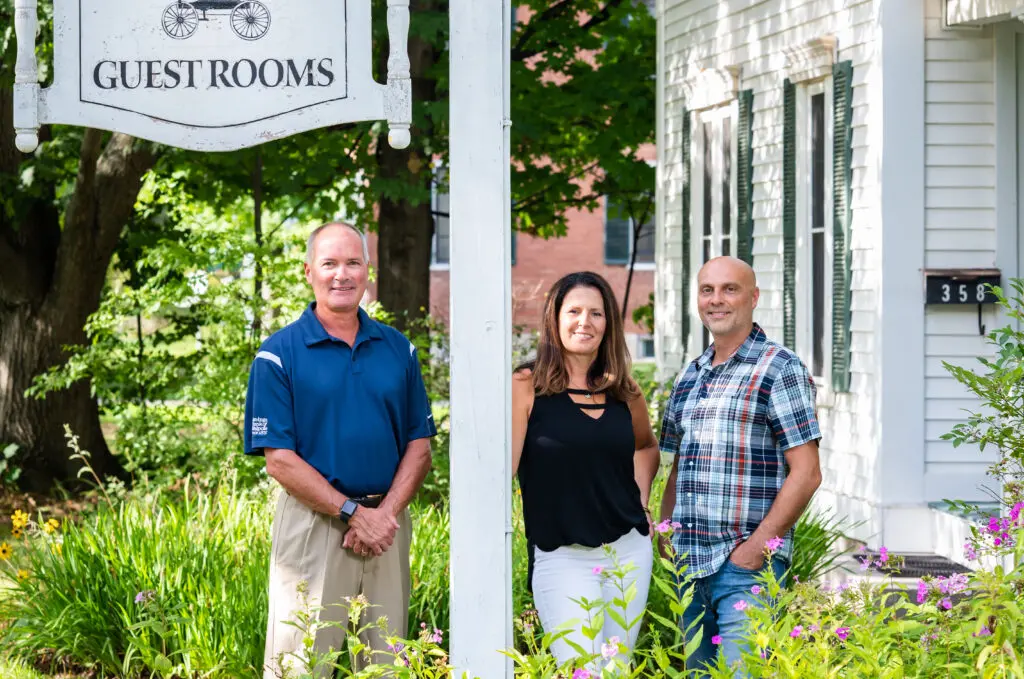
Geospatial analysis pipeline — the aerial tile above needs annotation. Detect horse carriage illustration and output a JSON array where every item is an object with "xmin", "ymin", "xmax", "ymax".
[{"xmin": 162, "ymin": 0, "xmax": 271, "ymax": 41}]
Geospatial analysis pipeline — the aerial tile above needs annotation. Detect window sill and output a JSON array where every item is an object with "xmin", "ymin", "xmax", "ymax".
[{"xmin": 430, "ymin": 263, "xmax": 451, "ymax": 272}]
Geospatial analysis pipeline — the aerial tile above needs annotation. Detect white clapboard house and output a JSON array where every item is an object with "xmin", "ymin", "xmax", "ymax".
[{"xmin": 653, "ymin": 0, "xmax": 1022, "ymax": 564}]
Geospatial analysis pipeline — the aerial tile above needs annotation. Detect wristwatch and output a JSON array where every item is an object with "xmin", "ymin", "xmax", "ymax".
[{"xmin": 339, "ymin": 499, "xmax": 359, "ymax": 523}]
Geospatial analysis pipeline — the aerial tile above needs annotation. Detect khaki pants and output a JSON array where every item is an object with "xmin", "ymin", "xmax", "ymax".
[{"xmin": 262, "ymin": 491, "xmax": 412, "ymax": 679}]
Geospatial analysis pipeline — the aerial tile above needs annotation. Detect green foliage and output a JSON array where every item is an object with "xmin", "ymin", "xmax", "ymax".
[
  {"xmin": 789, "ymin": 507, "xmax": 862, "ymax": 585},
  {"xmin": 0, "ymin": 480, "xmax": 272, "ymax": 678},
  {"xmin": 702, "ymin": 540, "xmax": 1024, "ymax": 679},
  {"xmin": 942, "ymin": 278, "xmax": 1024, "ymax": 509},
  {"xmin": 0, "ymin": 443, "xmax": 22, "ymax": 487},
  {"xmin": 27, "ymin": 176, "xmax": 312, "ymax": 488}
]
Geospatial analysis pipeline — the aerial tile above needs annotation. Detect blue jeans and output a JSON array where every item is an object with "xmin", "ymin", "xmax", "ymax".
[{"xmin": 680, "ymin": 557, "xmax": 788, "ymax": 676}]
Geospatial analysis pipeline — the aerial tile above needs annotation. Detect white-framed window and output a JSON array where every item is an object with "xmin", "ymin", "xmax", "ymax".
[
  {"xmin": 796, "ymin": 79, "xmax": 833, "ymax": 382},
  {"xmin": 636, "ymin": 334, "xmax": 656, "ymax": 360},
  {"xmin": 604, "ymin": 196, "xmax": 655, "ymax": 267},
  {"xmin": 431, "ymin": 165, "xmax": 516, "ymax": 269},
  {"xmin": 431, "ymin": 165, "xmax": 451, "ymax": 268},
  {"xmin": 690, "ymin": 103, "xmax": 738, "ymax": 350}
]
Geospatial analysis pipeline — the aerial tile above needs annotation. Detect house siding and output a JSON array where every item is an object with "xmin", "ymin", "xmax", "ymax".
[
  {"xmin": 923, "ymin": 0, "xmax": 998, "ymax": 500},
  {"xmin": 656, "ymin": 0, "xmax": 881, "ymax": 537}
]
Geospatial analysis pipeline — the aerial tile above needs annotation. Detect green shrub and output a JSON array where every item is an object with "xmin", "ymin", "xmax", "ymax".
[{"xmin": 0, "ymin": 481, "xmax": 272, "ymax": 678}]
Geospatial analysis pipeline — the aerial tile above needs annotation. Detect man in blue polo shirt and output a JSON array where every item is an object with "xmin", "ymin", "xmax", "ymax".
[{"xmin": 244, "ymin": 222, "xmax": 436, "ymax": 678}]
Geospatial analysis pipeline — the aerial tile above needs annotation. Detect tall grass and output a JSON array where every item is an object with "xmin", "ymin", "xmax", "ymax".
[{"xmin": 0, "ymin": 482, "xmax": 271, "ymax": 677}]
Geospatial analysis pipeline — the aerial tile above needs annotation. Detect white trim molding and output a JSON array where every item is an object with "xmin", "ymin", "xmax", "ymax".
[
  {"xmin": 682, "ymin": 66, "xmax": 740, "ymax": 112},
  {"xmin": 783, "ymin": 36, "xmax": 837, "ymax": 84}
]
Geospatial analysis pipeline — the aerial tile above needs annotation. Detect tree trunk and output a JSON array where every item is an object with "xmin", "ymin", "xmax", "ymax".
[
  {"xmin": 0, "ymin": 305, "xmax": 121, "ymax": 491},
  {"xmin": 373, "ymin": 0, "xmax": 440, "ymax": 330},
  {"xmin": 0, "ymin": 122, "xmax": 155, "ymax": 493}
]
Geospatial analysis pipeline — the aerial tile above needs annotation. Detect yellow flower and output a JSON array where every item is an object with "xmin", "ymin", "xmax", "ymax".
[
  {"xmin": 43, "ymin": 518, "xmax": 59, "ymax": 534},
  {"xmin": 17, "ymin": 569, "xmax": 29, "ymax": 581},
  {"xmin": 50, "ymin": 542, "xmax": 62, "ymax": 556},
  {"xmin": 11, "ymin": 510, "xmax": 29, "ymax": 530},
  {"xmin": 0, "ymin": 542, "xmax": 11, "ymax": 560},
  {"xmin": 11, "ymin": 527, "xmax": 23, "ymax": 539}
]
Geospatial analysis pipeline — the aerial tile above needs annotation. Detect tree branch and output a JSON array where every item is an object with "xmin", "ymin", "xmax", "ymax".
[{"xmin": 511, "ymin": 0, "xmax": 627, "ymax": 62}]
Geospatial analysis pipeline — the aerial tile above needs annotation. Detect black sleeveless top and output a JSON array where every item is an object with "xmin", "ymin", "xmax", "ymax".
[{"xmin": 518, "ymin": 389, "xmax": 649, "ymax": 570}]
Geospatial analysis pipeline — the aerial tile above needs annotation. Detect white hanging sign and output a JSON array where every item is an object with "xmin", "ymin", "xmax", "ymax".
[{"xmin": 13, "ymin": 0, "xmax": 411, "ymax": 152}]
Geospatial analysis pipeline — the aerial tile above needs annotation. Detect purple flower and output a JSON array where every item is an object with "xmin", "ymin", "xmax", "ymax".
[
  {"xmin": 572, "ymin": 670, "xmax": 592, "ymax": 679},
  {"xmin": 916, "ymin": 580, "xmax": 929, "ymax": 604},
  {"xmin": 941, "ymin": 598, "xmax": 953, "ymax": 610},
  {"xmin": 790, "ymin": 625, "xmax": 803, "ymax": 638},
  {"xmin": 765, "ymin": 536, "xmax": 784, "ymax": 553},
  {"xmin": 134, "ymin": 590, "xmax": 155, "ymax": 605},
  {"xmin": 973, "ymin": 626, "xmax": 992, "ymax": 638},
  {"xmin": 964, "ymin": 541, "xmax": 978, "ymax": 561},
  {"xmin": 750, "ymin": 585, "xmax": 761, "ymax": 595},
  {"xmin": 835, "ymin": 627, "xmax": 850, "ymax": 642},
  {"xmin": 1010, "ymin": 502, "xmax": 1023, "ymax": 523},
  {"xmin": 592, "ymin": 566, "xmax": 603, "ymax": 575},
  {"xmin": 988, "ymin": 516, "xmax": 1000, "ymax": 533},
  {"xmin": 711, "ymin": 634, "xmax": 723, "ymax": 645},
  {"xmin": 878, "ymin": 546, "xmax": 889, "ymax": 564}
]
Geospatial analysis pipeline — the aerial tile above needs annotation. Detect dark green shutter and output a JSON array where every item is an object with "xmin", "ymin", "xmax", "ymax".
[
  {"xmin": 604, "ymin": 198, "xmax": 631, "ymax": 264},
  {"xmin": 832, "ymin": 61, "xmax": 854, "ymax": 391},
  {"xmin": 737, "ymin": 89, "xmax": 754, "ymax": 265},
  {"xmin": 782, "ymin": 79, "xmax": 797, "ymax": 350},
  {"xmin": 680, "ymin": 108, "xmax": 691, "ymax": 356}
]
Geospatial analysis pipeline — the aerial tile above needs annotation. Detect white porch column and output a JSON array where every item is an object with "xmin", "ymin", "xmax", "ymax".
[{"xmin": 448, "ymin": 0, "xmax": 514, "ymax": 678}]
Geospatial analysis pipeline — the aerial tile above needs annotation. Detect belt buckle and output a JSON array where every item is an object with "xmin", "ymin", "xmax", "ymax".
[{"xmin": 353, "ymin": 494, "xmax": 384, "ymax": 509}]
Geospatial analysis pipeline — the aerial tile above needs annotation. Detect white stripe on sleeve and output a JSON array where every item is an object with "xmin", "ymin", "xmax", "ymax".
[{"xmin": 255, "ymin": 351, "xmax": 283, "ymax": 369}]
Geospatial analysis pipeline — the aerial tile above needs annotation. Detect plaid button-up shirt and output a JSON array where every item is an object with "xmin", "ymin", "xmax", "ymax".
[{"xmin": 659, "ymin": 324, "xmax": 821, "ymax": 579}]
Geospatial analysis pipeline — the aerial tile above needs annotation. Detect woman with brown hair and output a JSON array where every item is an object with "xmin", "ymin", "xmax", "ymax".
[{"xmin": 512, "ymin": 271, "xmax": 660, "ymax": 668}]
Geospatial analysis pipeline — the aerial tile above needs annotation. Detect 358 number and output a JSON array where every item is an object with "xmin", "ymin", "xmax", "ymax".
[{"xmin": 940, "ymin": 282, "xmax": 987, "ymax": 303}]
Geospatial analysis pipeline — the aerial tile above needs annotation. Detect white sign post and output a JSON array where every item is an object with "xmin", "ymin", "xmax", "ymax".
[
  {"xmin": 448, "ymin": 0, "xmax": 513, "ymax": 677},
  {"xmin": 13, "ymin": 0, "xmax": 412, "ymax": 152}
]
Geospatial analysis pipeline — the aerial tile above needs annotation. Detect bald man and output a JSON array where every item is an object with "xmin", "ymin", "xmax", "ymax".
[{"xmin": 658, "ymin": 256, "xmax": 822, "ymax": 675}]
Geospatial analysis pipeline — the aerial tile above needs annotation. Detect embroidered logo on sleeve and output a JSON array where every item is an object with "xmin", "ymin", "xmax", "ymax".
[{"xmin": 252, "ymin": 417, "xmax": 269, "ymax": 437}]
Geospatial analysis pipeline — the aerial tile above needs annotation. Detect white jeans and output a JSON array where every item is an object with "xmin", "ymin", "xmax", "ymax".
[{"xmin": 531, "ymin": 528, "xmax": 654, "ymax": 668}]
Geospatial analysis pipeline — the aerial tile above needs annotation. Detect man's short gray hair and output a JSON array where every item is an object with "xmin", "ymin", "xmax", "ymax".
[{"xmin": 305, "ymin": 222, "xmax": 370, "ymax": 265}]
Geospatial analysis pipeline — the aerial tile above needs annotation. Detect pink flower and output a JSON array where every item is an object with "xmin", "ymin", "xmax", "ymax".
[
  {"xmin": 790, "ymin": 625, "xmax": 803, "ymax": 638},
  {"xmin": 733, "ymin": 600, "xmax": 748, "ymax": 611},
  {"xmin": 941, "ymin": 598, "xmax": 952, "ymax": 610},
  {"xmin": 572, "ymin": 670, "xmax": 592, "ymax": 679},
  {"xmin": 750, "ymin": 585, "xmax": 761, "ymax": 595},
  {"xmin": 656, "ymin": 519, "xmax": 672, "ymax": 534},
  {"xmin": 601, "ymin": 636, "xmax": 620, "ymax": 659},
  {"xmin": 765, "ymin": 536, "xmax": 784, "ymax": 553},
  {"xmin": 916, "ymin": 580, "xmax": 929, "ymax": 604},
  {"xmin": 592, "ymin": 566, "xmax": 603, "ymax": 575},
  {"xmin": 973, "ymin": 626, "xmax": 992, "ymax": 638},
  {"xmin": 835, "ymin": 627, "xmax": 850, "ymax": 642},
  {"xmin": 711, "ymin": 635, "xmax": 723, "ymax": 645},
  {"xmin": 964, "ymin": 541, "xmax": 978, "ymax": 561},
  {"xmin": 878, "ymin": 546, "xmax": 889, "ymax": 564},
  {"xmin": 671, "ymin": 521, "xmax": 682, "ymax": 530}
]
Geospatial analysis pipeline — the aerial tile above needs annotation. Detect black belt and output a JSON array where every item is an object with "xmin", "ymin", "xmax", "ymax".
[{"xmin": 350, "ymin": 494, "xmax": 384, "ymax": 509}]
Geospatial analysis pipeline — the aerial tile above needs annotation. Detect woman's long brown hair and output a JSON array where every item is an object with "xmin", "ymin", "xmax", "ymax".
[{"xmin": 520, "ymin": 271, "xmax": 640, "ymax": 403}]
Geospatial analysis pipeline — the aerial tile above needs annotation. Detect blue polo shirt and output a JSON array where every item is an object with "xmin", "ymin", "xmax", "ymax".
[{"xmin": 243, "ymin": 303, "xmax": 437, "ymax": 496}]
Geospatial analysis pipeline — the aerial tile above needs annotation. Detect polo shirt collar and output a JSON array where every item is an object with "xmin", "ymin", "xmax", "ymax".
[
  {"xmin": 300, "ymin": 302, "xmax": 383, "ymax": 346},
  {"xmin": 696, "ymin": 323, "xmax": 768, "ymax": 370}
]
